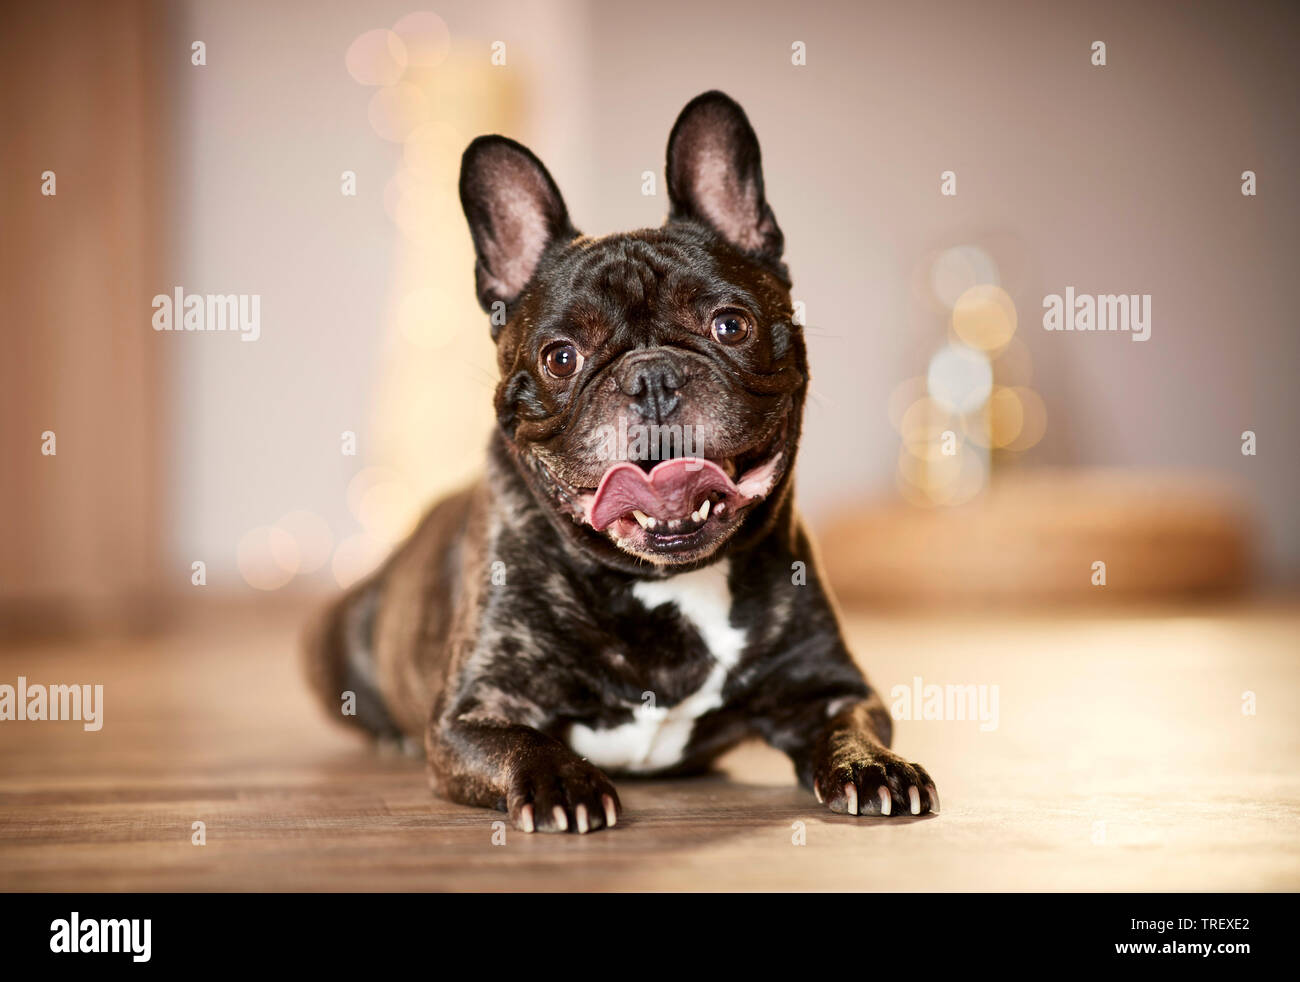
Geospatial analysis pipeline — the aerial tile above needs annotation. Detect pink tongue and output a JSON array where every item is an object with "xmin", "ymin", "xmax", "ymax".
[{"xmin": 589, "ymin": 458, "xmax": 745, "ymax": 531}]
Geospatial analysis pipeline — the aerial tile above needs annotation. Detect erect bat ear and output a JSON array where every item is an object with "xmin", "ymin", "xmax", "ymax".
[
  {"xmin": 459, "ymin": 135, "xmax": 578, "ymax": 328},
  {"xmin": 665, "ymin": 91, "xmax": 787, "ymax": 279}
]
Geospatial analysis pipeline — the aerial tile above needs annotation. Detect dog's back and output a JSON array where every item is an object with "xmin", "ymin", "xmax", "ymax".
[{"xmin": 302, "ymin": 482, "xmax": 488, "ymax": 746}]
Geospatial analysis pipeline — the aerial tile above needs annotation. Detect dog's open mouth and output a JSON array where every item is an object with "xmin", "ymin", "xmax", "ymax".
[
  {"xmin": 536, "ymin": 415, "xmax": 789, "ymax": 556},
  {"xmin": 588, "ymin": 452, "xmax": 780, "ymax": 528}
]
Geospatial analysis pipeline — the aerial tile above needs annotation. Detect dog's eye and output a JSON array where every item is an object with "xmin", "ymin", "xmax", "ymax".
[
  {"xmin": 710, "ymin": 311, "xmax": 752, "ymax": 345},
  {"xmin": 542, "ymin": 343, "xmax": 582, "ymax": 378}
]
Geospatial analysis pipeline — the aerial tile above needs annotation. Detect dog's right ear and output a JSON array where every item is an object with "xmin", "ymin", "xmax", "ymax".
[{"xmin": 459, "ymin": 136, "xmax": 577, "ymax": 329}]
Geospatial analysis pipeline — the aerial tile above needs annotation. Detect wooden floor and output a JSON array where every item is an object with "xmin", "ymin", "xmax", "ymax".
[{"xmin": 1, "ymin": 599, "xmax": 1297, "ymax": 891}]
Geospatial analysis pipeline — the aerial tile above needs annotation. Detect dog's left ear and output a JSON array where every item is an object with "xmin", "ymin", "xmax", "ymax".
[{"xmin": 666, "ymin": 91, "xmax": 786, "ymax": 278}]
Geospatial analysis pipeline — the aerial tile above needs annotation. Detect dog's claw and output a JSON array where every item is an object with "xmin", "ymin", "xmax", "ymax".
[
  {"xmin": 908, "ymin": 785, "xmax": 921, "ymax": 815},
  {"xmin": 926, "ymin": 784, "xmax": 940, "ymax": 814},
  {"xmin": 879, "ymin": 786, "xmax": 891, "ymax": 816},
  {"xmin": 813, "ymin": 779, "xmax": 823, "ymax": 804},
  {"xmin": 844, "ymin": 783, "xmax": 858, "ymax": 815},
  {"xmin": 508, "ymin": 755, "xmax": 619, "ymax": 833}
]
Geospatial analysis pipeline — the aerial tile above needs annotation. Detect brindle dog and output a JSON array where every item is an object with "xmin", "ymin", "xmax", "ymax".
[{"xmin": 306, "ymin": 91, "xmax": 938, "ymax": 833}]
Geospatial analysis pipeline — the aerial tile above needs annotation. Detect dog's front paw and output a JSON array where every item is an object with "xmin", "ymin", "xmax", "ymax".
[
  {"xmin": 813, "ymin": 744, "xmax": 939, "ymax": 818},
  {"xmin": 506, "ymin": 752, "xmax": 621, "ymax": 834}
]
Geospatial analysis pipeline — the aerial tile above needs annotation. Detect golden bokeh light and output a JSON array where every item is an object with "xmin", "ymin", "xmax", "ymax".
[
  {"xmin": 963, "ymin": 385, "xmax": 1025, "ymax": 449},
  {"xmin": 952, "ymin": 283, "xmax": 1017, "ymax": 353},
  {"xmin": 899, "ymin": 396, "xmax": 958, "ymax": 459},
  {"xmin": 895, "ymin": 443, "xmax": 986, "ymax": 507},
  {"xmin": 897, "ymin": 442, "xmax": 961, "ymax": 488},
  {"xmin": 887, "ymin": 376, "xmax": 928, "ymax": 432},
  {"xmin": 930, "ymin": 446, "xmax": 986, "ymax": 506},
  {"xmin": 1003, "ymin": 386, "xmax": 1048, "ymax": 451}
]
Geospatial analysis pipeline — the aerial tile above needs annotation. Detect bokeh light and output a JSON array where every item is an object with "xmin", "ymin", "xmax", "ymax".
[
  {"xmin": 346, "ymin": 467, "xmax": 420, "ymax": 545},
  {"xmin": 887, "ymin": 376, "xmax": 928, "ymax": 432},
  {"xmin": 273, "ymin": 509, "xmax": 334, "ymax": 575},
  {"xmin": 392, "ymin": 11, "xmax": 451, "ymax": 68},
  {"xmin": 952, "ymin": 283, "xmax": 1017, "ymax": 353},
  {"xmin": 331, "ymin": 533, "xmax": 389, "ymax": 589},
  {"xmin": 346, "ymin": 467, "xmax": 403, "ymax": 519},
  {"xmin": 927, "ymin": 343, "xmax": 993, "ymax": 414},
  {"xmin": 237, "ymin": 525, "xmax": 300, "ymax": 591},
  {"xmin": 899, "ymin": 396, "xmax": 958, "ymax": 459},
  {"xmin": 929, "ymin": 245, "xmax": 999, "ymax": 309},
  {"xmin": 896, "ymin": 443, "xmax": 986, "ymax": 507},
  {"xmin": 1003, "ymin": 386, "xmax": 1048, "ymax": 451},
  {"xmin": 963, "ymin": 385, "xmax": 1025, "ymax": 449},
  {"xmin": 345, "ymin": 29, "xmax": 408, "ymax": 86},
  {"xmin": 368, "ymin": 82, "xmax": 430, "ymax": 142}
]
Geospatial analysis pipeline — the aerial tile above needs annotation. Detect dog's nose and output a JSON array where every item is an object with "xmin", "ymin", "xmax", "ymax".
[{"xmin": 617, "ymin": 350, "xmax": 685, "ymax": 423}]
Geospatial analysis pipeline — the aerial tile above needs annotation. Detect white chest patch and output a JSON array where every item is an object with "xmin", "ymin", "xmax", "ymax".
[{"xmin": 568, "ymin": 560, "xmax": 747, "ymax": 773}]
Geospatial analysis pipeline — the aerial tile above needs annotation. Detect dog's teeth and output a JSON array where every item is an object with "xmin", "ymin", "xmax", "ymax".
[
  {"xmin": 646, "ymin": 516, "xmax": 656, "ymax": 528},
  {"xmin": 715, "ymin": 502, "xmax": 725, "ymax": 514},
  {"xmin": 690, "ymin": 510, "xmax": 700, "ymax": 522},
  {"xmin": 669, "ymin": 519, "xmax": 681, "ymax": 529},
  {"xmin": 632, "ymin": 509, "xmax": 651, "ymax": 530},
  {"xmin": 698, "ymin": 498, "xmax": 710, "ymax": 520}
]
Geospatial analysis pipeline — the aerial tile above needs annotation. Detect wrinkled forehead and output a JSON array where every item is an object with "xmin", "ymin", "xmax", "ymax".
[{"xmin": 534, "ymin": 230, "xmax": 767, "ymax": 338}]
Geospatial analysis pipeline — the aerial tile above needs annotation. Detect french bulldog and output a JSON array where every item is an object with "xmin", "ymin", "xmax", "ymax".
[{"xmin": 306, "ymin": 91, "xmax": 938, "ymax": 833}]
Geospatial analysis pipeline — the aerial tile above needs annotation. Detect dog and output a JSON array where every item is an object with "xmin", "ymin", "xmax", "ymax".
[{"xmin": 305, "ymin": 91, "xmax": 938, "ymax": 833}]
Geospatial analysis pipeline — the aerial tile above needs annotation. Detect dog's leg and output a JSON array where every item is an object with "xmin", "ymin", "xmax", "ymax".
[
  {"xmin": 427, "ymin": 716, "xmax": 621, "ymax": 834},
  {"xmin": 759, "ymin": 690, "xmax": 939, "ymax": 818}
]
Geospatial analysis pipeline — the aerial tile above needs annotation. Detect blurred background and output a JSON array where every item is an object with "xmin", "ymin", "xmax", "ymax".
[{"xmin": 3, "ymin": 0, "xmax": 1298, "ymax": 633}]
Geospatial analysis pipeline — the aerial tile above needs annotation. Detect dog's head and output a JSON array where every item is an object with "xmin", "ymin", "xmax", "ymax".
[{"xmin": 460, "ymin": 92, "xmax": 806, "ymax": 572}]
